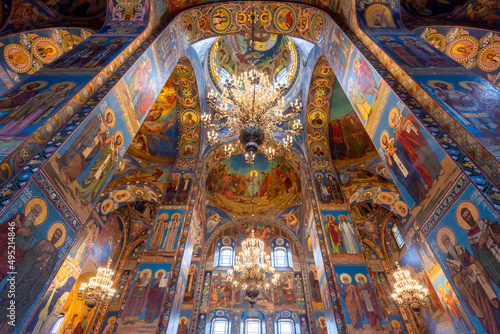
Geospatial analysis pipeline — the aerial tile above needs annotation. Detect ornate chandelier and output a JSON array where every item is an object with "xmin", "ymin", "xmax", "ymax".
[
  {"xmin": 78, "ymin": 260, "xmax": 116, "ymax": 310},
  {"xmin": 227, "ymin": 229, "xmax": 279, "ymax": 308},
  {"xmin": 391, "ymin": 262, "xmax": 429, "ymax": 309},
  {"xmin": 202, "ymin": 5, "xmax": 302, "ymax": 165}
]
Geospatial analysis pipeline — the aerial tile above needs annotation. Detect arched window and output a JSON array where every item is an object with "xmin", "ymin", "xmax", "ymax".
[
  {"xmin": 214, "ymin": 237, "xmax": 236, "ymax": 268},
  {"xmin": 245, "ymin": 318, "xmax": 262, "ymax": 334},
  {"xmin": 241, "ymin": 310, "xmax": 265, "ymax": 334},
  {"xmin": 392, "ymin": 225, "xmax": 404, "ymax": 249},
  {"xmin": 50, "ymin": 317, "xmax": 64, "ymax": 333},
  {"xmin": 276, "ymin": 67, "xmax": 289, "ymax": 86},
  {"xmin": 212, "ymin": 317, "xmax": 229, "ymax": 334},
  {"xmin": 206, "ymin": 310, "xmax": 231, "ymax": 334},
  {"xmin": 219, "ymin": 68, "xmax": 231, "ymax": 85},
  {"xmin": 273, "ymin": 247, "xmax": 288, "ymax": 267},
  {"xmin": 219, "ymin": 246, "xmax": 234, "ymax": 266},
  {"xmin": 277, "ymin": 319, "xmax": 295, "ymax": 334},
  {"xmin": 271, "ymin": 237, "xmax": 293, "ymax": 269},
  {"xmin": 274, "ymin": 311, "xmax": 300, "ymax": 334}
]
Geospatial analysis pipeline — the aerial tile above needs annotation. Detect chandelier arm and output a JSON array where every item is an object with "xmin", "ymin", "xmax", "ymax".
[
  {"xmin": 260, "ymin": 97, "xmax": 283, "ymax": 117},
  {"xmin": 268, "ymin": 124, "xmax": 292, "ymax": 137},
  {"xmin": 225, "ymin": 85, "xmax": 248, "ymax": 116},
  {"xmin": 202, "ymin": 120, "xmax": 224, "ymax": 130},
  {"xmin": 251, "ymin": 1, "xmax": 256, "ymax": 122},
  {"xmin": 277, "ymin": 111, "xmax": 302, "ymax": 123}
]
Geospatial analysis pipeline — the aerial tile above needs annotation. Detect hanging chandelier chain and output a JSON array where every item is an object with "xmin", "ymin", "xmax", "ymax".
[
  {"xmin": 251, "ymin": 159, "xmax": 255, "ymax": 218},
  {"xmin": 251, "ymin": 1, "xmax": 256, "ymax": 117},
  {"xmin": 201, "ymin": 2, "xmax": 303, "ymax": 165}
]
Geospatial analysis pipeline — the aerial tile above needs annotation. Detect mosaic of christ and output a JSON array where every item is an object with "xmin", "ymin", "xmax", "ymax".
[{"xmin": 205, "ymin": 154, "xmax": 301, "ymax": 216}]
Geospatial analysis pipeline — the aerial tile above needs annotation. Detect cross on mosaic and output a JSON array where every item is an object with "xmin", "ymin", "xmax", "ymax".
[{"xmin": 0, "ymin": 0, "xmax": 499, "ymax": 333}]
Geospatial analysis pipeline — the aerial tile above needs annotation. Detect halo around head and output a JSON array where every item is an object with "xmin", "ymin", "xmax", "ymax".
[
  {"xmin": 355, "ymin": 273, "xmax": 367, "ymax": 283},
  {"xmin": 140, "ymin": 268, "xmax": 153, "ymax": 278},
  {"xmin": 339, "ymin": 273, "xmax": 352, "ymax": 284},
  {"xmin": 114, "ymin": 131, "xmax": 124, "ymax": 149},
  {"xmin": 391, "ymin": 320, "xmax": 400, "ymax": 328},
  {"xmin": 459, "ymin": 80, "xmax": 483, "ymax": 90},
  {"xmin": 50, "ymin": 81, "xmax": 76, "ymax": 91},
  {"xmin": 438, "ymin": 284, "xmax": 446, "ymax": 296},
  {"xmin": 427, "ymin": 80, "xmax": 454, "ymax": 90},
  {"xmin": 380, "ymin": 130, "xmax": 390, "ymax": 149},
  {"xmin": 104, "ymin": 108, "xmax": 116, "ymax": 127},
  {"xmin": 436, "ymin": 226, "xmax": 456, "ymax": 254},
  {"xmin": 20, "ymin": 80, "xmax": 48, "ymax": 91},
  {"xmin": 155, "ymin": 269, "xmax": 167, "ymax": 278},
  {"xmin": 388, "ymin": 108, "xmax": 399, "ymax": 128},
  {"xmin": 455, "ymin": 201, "xmax": 479, "ymax": 231},
  {"xmin": 47, "ymin": 222, "xmax": 66, "ymax": 248},
  {"xmin": 338, "ymin": 214, "xmax": 348, "ymax": 222},
  {"xmin": 24, "ymin": 197, "xmax": 48, "ymax": 226}
]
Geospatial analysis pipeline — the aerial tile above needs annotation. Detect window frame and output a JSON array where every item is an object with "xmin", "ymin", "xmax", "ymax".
[
  {"xmin": 219, "ymin": 245, "xmax": 234, "ymax": 267},
  {"xmin": 212, "ymin": 317, "xmax": 229, "ymax": 334},
  {"xmin": 277, "ymin": 319, "xmax": 295, "ymax": 334},
  {"xmin": 218, "ymin": 68, "xmax": 231, "ymax": 86},
  {"xmin": 276, "ymin": 67, "xmax": 289, "ymax": 86},
  {"xmin": 273, "ymin": 246, "xmax": 288, "ymax": 268},
  {"xmin": 245, "ymin": 318, "xmax": 262, "ymax": 334},
  {"xmin": 392, "ymin": 225, "xmax": 405, "ymax": 249}
]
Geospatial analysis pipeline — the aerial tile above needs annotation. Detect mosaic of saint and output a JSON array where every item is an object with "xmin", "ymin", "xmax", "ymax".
[
  {"xmin": 126, "ymin": 78, "xmax": 179, "ymax": 164},
  {"xmin": 205, "ymin": 154, "xmax": 301, "ymax": 216}
]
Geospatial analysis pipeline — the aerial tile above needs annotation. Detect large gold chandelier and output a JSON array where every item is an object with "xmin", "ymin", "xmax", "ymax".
[
  {"xmin": 227, "ymin": 229, "xmax": 279, "ymax": 308},
  {"xmin": 391, "ymin": 262, "xmax": 429, "ymax": 309},
  {"xmin": 78, "ymin": 260, "xmax": 116, "ymax": 310},
  {"xmin": 201, "ymin": 5, "xmax": 302, "ymax": 165}
]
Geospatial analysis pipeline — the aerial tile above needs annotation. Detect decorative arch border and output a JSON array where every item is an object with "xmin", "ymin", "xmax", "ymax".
[
  {"xmin": 348, "ymin": 185, "xmax": 410, "ymax": 224},
  {"xmin": 362, "ymin": 238, "xmax": 385, "ymax": 261},
  {"xmin": 381, "ymin": 213, "xmax": 403, "ymax": 260},
  {"xmin": 95, "ymin": 183, "xmax": 161, "ymax": 221},
  {"xmin": 189, "ymin": 217, "xmax": 316, "ymax": 333}
]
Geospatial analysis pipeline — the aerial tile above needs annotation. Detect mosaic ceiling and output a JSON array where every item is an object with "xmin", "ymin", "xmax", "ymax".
[
  {"xmin": 208, "ymin": 33, "xmax": 299, "ymax": 93},
  {"xmin": 205, "ymin": 154, "xmax": 301, "ymax": 216}
]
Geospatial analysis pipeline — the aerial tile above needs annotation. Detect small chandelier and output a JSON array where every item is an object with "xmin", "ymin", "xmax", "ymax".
[
  {"xmin": 202, "ymin": 5, "xmax": 302, "ymax": 165},
  {"xmin": 227, "ymin": 229, "xmax": 279, "ymax": 308},
  {"xmin": 391, "ymin": 262, "xmax": 429, "ymax": 309},
  {"xmin": 78, "ymin": 260, "xmax": 116, "ymax": 310}
]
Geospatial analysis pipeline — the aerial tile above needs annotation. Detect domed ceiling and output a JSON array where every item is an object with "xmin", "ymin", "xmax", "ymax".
[
  {"xmin": 208, "ymin": 33, "xmax": 299, "ymax": 93},
  {"xmin": 205, "ymin": 154, "xmax": 301, "ymax": 216}
]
